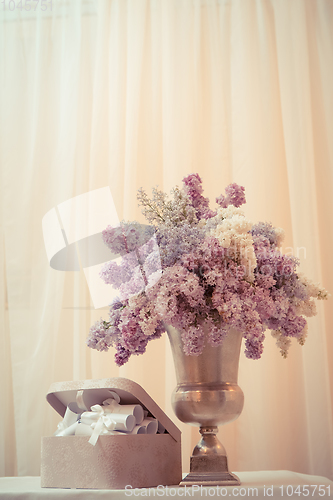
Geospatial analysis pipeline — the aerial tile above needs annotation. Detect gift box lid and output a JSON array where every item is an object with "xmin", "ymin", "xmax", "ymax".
[{"xmin": 46, "ymin": 377, "xmax": 181, "ymax": 442}]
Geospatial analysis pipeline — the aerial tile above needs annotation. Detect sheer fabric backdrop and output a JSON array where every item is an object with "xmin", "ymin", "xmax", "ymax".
[{"xmin": 0, "ymin": 0, "xmax": 332, "ymax": 479}]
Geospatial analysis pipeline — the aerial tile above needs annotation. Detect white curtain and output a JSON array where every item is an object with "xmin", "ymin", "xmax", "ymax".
[{"xmin": 0, "ymin": 0, "xmax": 332, "ymax": 480}]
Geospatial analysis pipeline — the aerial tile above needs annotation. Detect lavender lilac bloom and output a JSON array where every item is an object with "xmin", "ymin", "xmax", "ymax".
[{"xmin": 86, "ymin": 174, "xmax": 329, "ymax": 365}]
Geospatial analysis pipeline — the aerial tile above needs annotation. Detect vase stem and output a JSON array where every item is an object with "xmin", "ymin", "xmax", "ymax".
[{"xmin": 193, "ymin": 426, "xmax": 225, "ymax": 456}]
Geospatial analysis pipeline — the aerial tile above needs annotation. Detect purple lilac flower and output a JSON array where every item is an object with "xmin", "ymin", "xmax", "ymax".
[
  {"xmin": 183, "ymin": 174, "xmax": 216, "ymax": 220},
  {"xmin": 110, "ymin": 296, "xmax": 124, "ymax": 311},
  {"xmin": 207, "ymin": 322, "xmax": 228, "ymax": 347},
  {"xmin": 181, "ymin": 325, "xmax": 205, "ymax": 356},
  {"xmin": 102, "ymin": 222, "xmax": 154, "ymax": 255},
  {"xmin": 118, "ymin": 266, "xmax": 146, "ymax": 300},
  {"xmin": 99, "ymin": 253, "xmax": 138, "ymax": 287},
  {"xmin": 114, "ymin": 345, "xmax": 131, "ymax": 366},
  {"xmin": 251, "ymin": 222, "xmax": 280, "ymax": 247},
  {"xmin": 216, "ymin": 183, "xmax": 246, "ymax": 209},
  {"xmin": 225, "ymin": 183, "xmax": 246, "ymax": 207},
  {"xmin": 156, "ymin": 224, "xmax": 204, "ymax": 268},
  {"xmin": 86, "ymin": 318, "xmax": 119, "ymax": 352}
]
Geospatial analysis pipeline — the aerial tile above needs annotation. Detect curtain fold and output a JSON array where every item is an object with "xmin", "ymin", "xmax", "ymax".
[{"xmin": 0, "ymin": 0, "xmax": 332, "ymax": 479}]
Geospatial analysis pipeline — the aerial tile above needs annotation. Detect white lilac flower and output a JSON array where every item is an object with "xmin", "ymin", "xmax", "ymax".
[
  {"xmin": 297, "ymin": 272, "xmax": 330, "ymax": 300},
  {"xmin": 271, "ymin": 330, "xmax": 292, "ymax": 358}
]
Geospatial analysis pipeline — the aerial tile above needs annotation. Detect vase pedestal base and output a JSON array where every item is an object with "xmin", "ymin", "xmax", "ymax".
[
  {"xmin": 178, "ymin": 426, "xmax": 241, "ymax": 487},
  {"xmin": 180, "ymin": 453, "xmax": 240, "ymax": 487},
  {"xmin": 180, "ymin": 472, "xmax": 240, "ymax": 487}
]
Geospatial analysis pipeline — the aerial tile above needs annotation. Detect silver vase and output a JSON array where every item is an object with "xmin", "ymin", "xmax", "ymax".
[{"xmin": 165, "ymin": 324, "xmax": 244, "ymax": 486}]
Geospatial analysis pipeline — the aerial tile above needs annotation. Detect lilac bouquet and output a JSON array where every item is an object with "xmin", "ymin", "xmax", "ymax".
[{"xmin": 87, "ymin": 174, "xmax": 329, "ymax": 366}]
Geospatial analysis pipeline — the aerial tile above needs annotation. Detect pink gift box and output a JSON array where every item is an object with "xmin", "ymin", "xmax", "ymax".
[{"xmin": 41, "ymin": 377, "xmax": 182, "ymax": 489}]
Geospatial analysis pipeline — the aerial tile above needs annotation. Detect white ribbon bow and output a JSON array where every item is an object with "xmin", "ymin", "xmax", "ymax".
[
  {"xmin": 81, "ymin": 404, "xmax": 136, "ymax": 446},
  {"xmin": 80, "ymin": 405, "xmax": 116, "ymax": 446}
]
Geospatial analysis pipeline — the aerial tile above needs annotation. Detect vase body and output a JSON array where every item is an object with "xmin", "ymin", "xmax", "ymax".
[{"xmin": 165, "ymin": 324, "xmax": 244, "ymax": 486}]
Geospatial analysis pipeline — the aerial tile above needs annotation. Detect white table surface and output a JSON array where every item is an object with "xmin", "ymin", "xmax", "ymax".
[{"xmin": 0, "ymin": 471, "xmax": 332, "ymax": 499}]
